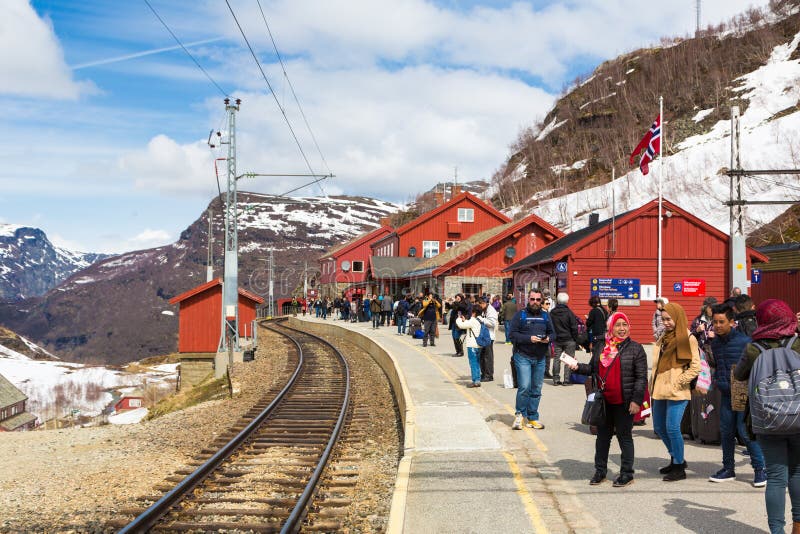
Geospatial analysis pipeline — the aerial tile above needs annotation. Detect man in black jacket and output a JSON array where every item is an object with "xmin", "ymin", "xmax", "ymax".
[
  {"xmin": 509, "ymin": 290, "xmax": 554, "ymax": 430},
  {"xmin": 549, "ymin": 292, "xmax": 579, "ymax": 386},
  {"xmin": 734, "ymin": 294, "xmax": 757, "ymax": 337}
]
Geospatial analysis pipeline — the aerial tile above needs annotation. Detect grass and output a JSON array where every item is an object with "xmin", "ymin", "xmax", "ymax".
[{"xmin": 145, "ymin": 374, "xmax": 229, "ymax": 420}]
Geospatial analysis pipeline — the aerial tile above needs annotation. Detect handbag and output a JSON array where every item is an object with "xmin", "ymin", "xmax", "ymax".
[
  {"xmin": 730, "ymin": 364, "xmax": 748, "ymax": 412},
  {"xmin": 581, "ymin": 354, "xmax": 618, "ymax": 426}
]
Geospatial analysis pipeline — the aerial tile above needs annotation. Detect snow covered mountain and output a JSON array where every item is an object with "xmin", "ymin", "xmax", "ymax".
[
  {"xmin": 0, "ymin": 194, "xmax": 398, "ymax": 365},
  {"xmin": 0, "ymin": 224, "xmax": 109, "ymax": 302}
]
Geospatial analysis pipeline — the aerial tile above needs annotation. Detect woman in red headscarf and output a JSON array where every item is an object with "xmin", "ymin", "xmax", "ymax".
[
  {"xmin": 568, "ymin": 311, "xmax": 648, "ymax": 487},
  {"xmin": 734, "ymin": 299, "xmax": 800, "ymax": 534}
]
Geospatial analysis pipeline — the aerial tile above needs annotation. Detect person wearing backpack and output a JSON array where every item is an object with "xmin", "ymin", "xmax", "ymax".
[
  {"xmin": 707, "ymin": 304, "xmax": 766, "ymax": 486},
  {"xmin": 734, "ymin": 299, "xmax": 800, "ymax": 534},
  {"xmin": 456, "ymin": 307, "xmax": 484, "ymax": 388}
]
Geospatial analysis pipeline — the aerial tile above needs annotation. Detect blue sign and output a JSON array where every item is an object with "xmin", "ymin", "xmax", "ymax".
[
  {"xmin": 590, "ymin": 278, "xmax": 641, "ymax": 299},
  {"xmin": 673, "ymin": 282, "xmax": 682, "ymax": 292},
  {"xmin": 752, "ymin": 269, "xmax": 761, "ymax": 284},
  {"xmin": 555, "ymin": 261, "xmax": 568, "ymax": 273}
]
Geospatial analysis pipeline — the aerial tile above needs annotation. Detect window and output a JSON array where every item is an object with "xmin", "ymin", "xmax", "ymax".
[
  {"xmin": 445, "ymin": 241, "xmax": 459, "ymax": 249},
  {"xmin": 423, "ymin": 240, "xmax": 439, "ymax": 258},
  {"xmin": 1, "ymin": 409, "xmax": 5, "ymax": 420},
  {"xmin": 11, "ymin": 405, "xmax": 17, "ymax": 416},
  {"xmin": 462, "ymin": 283, "xmax": 482, "ymax": 296},
  {"xmin": 457, "ymin": 208, "xmax": 474, "ymax": 222},
  {"xmin": 130, "ymin": 399, "xmax": 142, "ymax": 408},
  {"xmin": 352, "ymin": 261, "xmax": 364, "ymax": 272}
]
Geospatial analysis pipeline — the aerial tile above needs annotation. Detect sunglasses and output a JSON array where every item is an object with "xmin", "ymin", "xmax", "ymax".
[{"xmin": 529, "ymin": 297, "xmax": 542, "ymax": 302}]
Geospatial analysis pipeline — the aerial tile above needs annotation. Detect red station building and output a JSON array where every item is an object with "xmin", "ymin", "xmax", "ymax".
[
  {"xmin": 505, "ymin": 198, "xmax": 768, "ymax": 342},
  {"xmin": 751, "ymin": 242, "xmax": 800, "ymax": 311},
  {"xmin": 169, "ymin": 279, "xmax": 264, "ymax": 353},
  {"xmin": 318, "ymin": 223, "xmax": 394, "ymax": 299}
]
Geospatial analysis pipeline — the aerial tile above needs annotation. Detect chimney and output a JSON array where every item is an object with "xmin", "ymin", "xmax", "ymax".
[
  {"xmin": 379, "ymin": 217, "xmax": 391, "ymax": 228},
  {"xmin": 451, "ymin": 184, "xmax": 462, "ymax": 197},
  {"xmin": 433, "ymin": 192, "xmax": 444, "ymax": 206},
  {"xmin": 588, "ymin": 213, "xmax": 600, "ymax": 227}
]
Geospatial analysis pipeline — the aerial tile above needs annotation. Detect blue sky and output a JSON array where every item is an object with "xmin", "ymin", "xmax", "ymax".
[{"xmin": 1, "ymin": 0, "xmax": 772, "ymax": 253}]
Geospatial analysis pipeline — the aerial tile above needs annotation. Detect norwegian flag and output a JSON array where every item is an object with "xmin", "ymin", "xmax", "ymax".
[{"xmin": 629, "ymin": 115, "xmax": 661, "ymax": 175}]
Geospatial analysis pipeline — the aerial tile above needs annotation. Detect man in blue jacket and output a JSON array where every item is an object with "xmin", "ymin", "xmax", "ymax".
[
  {"xmin": 708, "ymin": 304, "xmax": 766, "ymax": 486},
  {"xmin": 510, "ymin": 289, "xmax": 554, "ymax": 430}
]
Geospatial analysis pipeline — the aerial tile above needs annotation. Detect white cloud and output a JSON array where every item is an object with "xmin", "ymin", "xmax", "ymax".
[
  {"xmin": 118, "ymin": 135, "xmax": 217, "ymax": 194},
  {"xmin": 130, "ymin": 228, "xmax": 172, "ymax": 246},
  {"xmin": 0, "ymin": 0, "xmax": 92, "ymax": 99}
]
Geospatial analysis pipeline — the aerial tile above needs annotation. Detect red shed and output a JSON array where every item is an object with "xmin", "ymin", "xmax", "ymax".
[
  {"xmin": 114, "ymin": 395, "xmax": 144, "ymax": 412},
  {"xmin": 751, "ymin": 243, "xmax": 800, "ymax": 311},
  {"xmin": 505, "ymin": 198, "xmax": 769, "ymax": 342},
  {"xmin": 169, "ymin": 279, "xmax": 265, "ymax": 353}
]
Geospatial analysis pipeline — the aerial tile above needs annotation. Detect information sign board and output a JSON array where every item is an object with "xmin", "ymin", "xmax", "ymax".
[
  {"xmin": 681, "ymin": 279, "xmax": 706, "ymax": 297},
  {"xmin": 590, "ymin": 278, "xmax": 640, "ymax": 299}
]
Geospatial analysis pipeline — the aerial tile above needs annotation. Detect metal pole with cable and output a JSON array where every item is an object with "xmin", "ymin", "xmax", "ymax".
[
  {"xmin": 658, "ymin": 96, "xmax": 663, "ymax": 298},
  {"xmin": 219, "ymin": 98, "xmax": 241, "ymax": 357}
]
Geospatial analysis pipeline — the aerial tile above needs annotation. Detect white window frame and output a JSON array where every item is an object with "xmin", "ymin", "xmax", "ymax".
[
  {"xmin": 352, "ymin": 260, "xmax": 365, "ymax": 272},
  {"xmin": 457, "ymin": 208, "xmax": 474, "ymax": 222},
  {"xmin": 423, "ymin": 240, "xmax": 440, "ymax": 258},
  {"xmin": 445, "ymin": 241, "xmax": 459, "ymax": 249}
]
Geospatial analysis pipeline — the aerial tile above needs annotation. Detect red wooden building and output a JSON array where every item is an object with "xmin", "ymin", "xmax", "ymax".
[
  {"xmin": 114, "ymin": 394, "xmax": 144, "ymax": 412},
  {"xmin": 505, "ymin": 198, "xmax": 768, "ymax": 342},
  {"xmin": 318, "ymin": 224, "xmax": 394, "ymax": 299},
  {"xmin": 169, "ymin": 279, "xmax": 265, "ymax": 353},
  {"xmin": 371, "ymin": 191, "xmax": 511, "ymax": 262},
  {"xmin": 403, "ymin": 213, "xmax": 564, "ymax": 297},
  {"xmin": 751, "ymin": 242, "xmax": 800, "ymax": 311}
]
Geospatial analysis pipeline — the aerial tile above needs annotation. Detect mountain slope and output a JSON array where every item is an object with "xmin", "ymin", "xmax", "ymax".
[
  {"xmin": 489, "ymin": 3, "xmax": 800, "ymax": 235},
  {"xmin": 0, "ymin": 224, "xmax": 108, "ymax": 302},
  {"xmin": 0, "ymin": 194, "xmax": 398, "ymax": 365}
]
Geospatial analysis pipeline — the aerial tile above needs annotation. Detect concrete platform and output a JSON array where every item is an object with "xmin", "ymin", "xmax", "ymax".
[{"xmin": 295, "ymin": 316, "xmax": 779, "ymax": 533}]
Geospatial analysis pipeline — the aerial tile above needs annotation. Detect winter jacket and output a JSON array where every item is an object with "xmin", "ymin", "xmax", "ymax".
[
  {"xmin": 456, "ymin": 316, "xmax": 481, "ymax": 349},
  {"xmin": 501, "ymin": 299, "xmax": 518, "ymax": 322},
  {"xmin": 575, "ymin": 337, "xmax": 648, "ymax": 406},
  {"xmin": 395, "ymin": 299, "xmax": 410, "ymax": 317},
  {"xmin": 586, "ymin": 306, "xmax": 608, "ymax": 342},
  {"xmin": 448, "ymin": 300, "xmax": 469, "ymax": 330},
  {"xmin": 509, "ymin": 306, "xmax": 554, "ymax": 358},
  {"xmin": 709, "ymin": 328, "xmax": 750, "ymax": 394},
  {"xmin": 419, "ymin": 296, "xmax": 441, "ymax": 321},
  {"xmin": 381, "ymin": 296, "xmax": 394, "ymax": 312},
  {"xmin": 735, "ymin": 310, "xmax": 757, "ymax": 337},
  {"xmin": 550, "ymin": 303, "xmax": 578, "ymax": 343},
  {"xmin": 479, "ymin": 304, "xmax": 499, "ymax": 341},
  {"xmin": 370, "ymin": 298, "xmax": 382, "ymax": 314},
  {"xmin": 649, "ymin": 333, "xmax": 701, "ymax": 401}
]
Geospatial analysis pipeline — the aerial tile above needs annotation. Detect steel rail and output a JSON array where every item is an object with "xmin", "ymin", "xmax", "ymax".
[
  {"xmin": 118, "ymin": 319, "xmax": 305, "ymax": 534},
  {"xmin": 272, "ymin": 321, "xmax": 352, "ymax": 534}
]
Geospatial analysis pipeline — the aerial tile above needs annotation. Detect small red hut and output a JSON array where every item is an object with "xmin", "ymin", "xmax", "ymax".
[{"xmin": 169, "ymin": 279, "xmax": 265, "ymax": 353}]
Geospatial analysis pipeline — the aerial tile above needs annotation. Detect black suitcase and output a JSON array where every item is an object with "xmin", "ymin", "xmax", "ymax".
[{"xmin": 690, "ymin": 388, "xmax": 722, "ymax": 444}]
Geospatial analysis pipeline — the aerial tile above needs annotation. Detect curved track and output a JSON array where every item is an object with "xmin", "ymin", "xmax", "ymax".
[{"xmin": 117, "ymin": 319, "xmax": 351, "ymax": 533}]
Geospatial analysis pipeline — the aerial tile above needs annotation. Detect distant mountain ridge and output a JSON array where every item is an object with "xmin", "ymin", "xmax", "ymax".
[
  {"xmin": 0, "ymin": 194, "xmax": 398, "ymax": 365},
  {"xmin": 0, "ymin": 224, "xmax": 109, "ymax": 302}
]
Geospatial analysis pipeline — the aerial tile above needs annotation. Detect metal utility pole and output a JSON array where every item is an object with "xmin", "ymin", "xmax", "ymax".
[
  {"xmin": 303, "ymin": 260, "xmax": 308, "ymax": 301},
  {"xmin": 206, "ymin": 208, "xmax": 214, "ymax": 282},
  {"xmin": 219, "ymin": 97, "xmax": 241, "ymax": 353},
  {"xmin": 696, "ymin": 0, "xmax": 701, "ymax": 36},
  {"xmin": 268, "ymin": 248, "xmax": 275, "ymax": 318},
  {"xmin": 729, "ymin": 106, "xmax": 748, "ymax": 293}
]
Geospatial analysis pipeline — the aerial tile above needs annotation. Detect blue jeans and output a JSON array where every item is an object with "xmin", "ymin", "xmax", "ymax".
[
  {"xmin": 720, "ymin": 392, "xmax": 765, "ymax": 471},
  {"xmin": 652, "ymin": 399, "xmax": 689, "ymax": 464},
  {"xmin": 513, "ymin": 353, "xmax": 546, "ymax": 422},
  {"xmin": 396, "ymin": 315, "xmax": 407, "ymax": 334},
  {"xmin": 759, "ymin": 434, "xmax": 800, "ymax": 534},
  {"xmin": 504, "ymin": 320, "xmax": 511, "ymax": 342},
  {"xmin": 466, "ymin": 347, "xmax": 481, "ymax": 383}
]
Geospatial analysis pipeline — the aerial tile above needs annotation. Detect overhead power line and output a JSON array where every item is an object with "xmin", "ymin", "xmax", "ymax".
[
  {"xmin": 142, "ymin": 0, "xmax": 229, "ymax": 98},
  {"xmin": 255, "ymin": 0, "xmax": 332, "ymax": 178},
  {"xmin": 223, "ymin": 0, "xmax": 325, "ymax": 194}
]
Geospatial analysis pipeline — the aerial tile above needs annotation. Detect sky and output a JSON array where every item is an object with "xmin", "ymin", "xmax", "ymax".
[{"xmin": 0, "ymin": 0, "xmax": 774, "ymax": 254}]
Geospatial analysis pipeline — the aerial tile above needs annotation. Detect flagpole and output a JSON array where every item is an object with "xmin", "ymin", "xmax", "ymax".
[{"xmin": 658, "ymin": 96, "xmax": 663, "ymax": 298}]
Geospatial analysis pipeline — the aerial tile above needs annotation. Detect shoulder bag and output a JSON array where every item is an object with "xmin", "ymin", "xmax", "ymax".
[{"xmin": 581, "ymin": 354, "xmax": 618, "ymax": 427}]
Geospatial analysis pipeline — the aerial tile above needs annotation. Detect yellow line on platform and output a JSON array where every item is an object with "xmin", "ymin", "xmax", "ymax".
[
  {"xmin": 503, "ymin": 450, "xmax": 549, "ymax": 534},
  {"xmin": 504, "ymin": 403, "xmax": 548, "ymax": 453}
]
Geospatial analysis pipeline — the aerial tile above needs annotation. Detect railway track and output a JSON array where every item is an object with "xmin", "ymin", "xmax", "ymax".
[{"xmin": 114, "ymin": 319, "xmax": 351, "ymax": 533}]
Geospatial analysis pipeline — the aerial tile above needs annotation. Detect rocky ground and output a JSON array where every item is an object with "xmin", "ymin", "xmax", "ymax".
[{"xmin": 0, "ymin": 327, "xmax": 290, "ymax": 532}]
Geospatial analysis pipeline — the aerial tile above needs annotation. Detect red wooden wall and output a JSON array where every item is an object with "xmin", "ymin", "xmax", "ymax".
[
  {"xmin": 177, "ymin": 285, "xmax": 259, "ymax": 353},
  {"xmin": 751, "ymin": 271, "xmax": 800, "ymax": 312}
]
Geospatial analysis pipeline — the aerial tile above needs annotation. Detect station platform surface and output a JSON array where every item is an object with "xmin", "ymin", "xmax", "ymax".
[{"xmin": 297, "ymin": 316, "xmax": 777, "ymax": 533}]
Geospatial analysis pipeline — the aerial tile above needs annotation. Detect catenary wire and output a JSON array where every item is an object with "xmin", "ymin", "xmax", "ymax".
[
  {"xmin": 747, "ymin": 174, "xmax": 800, "ymax": 193},
  {"xmin": 142, "ymin": 0, "xmax": 229, "ymax": 98},
  {"xmin": 255, "ymin": 0, "xmax": 332, "ymax": 178},
  {"xmin": 224, "ymin": 0, "xmax": 320, "ymax": 189}
]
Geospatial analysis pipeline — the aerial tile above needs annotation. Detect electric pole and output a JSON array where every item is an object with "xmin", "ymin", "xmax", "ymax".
[
  {"xmin": 206, "ymin": 208, "xmax": 214, "ymax": 282},
  {"xmin": 268, "ymin": 248, "xmax": 275, "ymax": 318},
  {"xmin": 729, "ymin": 106, "xmax": 747, "ymax": 293},
  {"xmin": 219, "ymin": 98, "xmax": 241, "ymax": 354}
]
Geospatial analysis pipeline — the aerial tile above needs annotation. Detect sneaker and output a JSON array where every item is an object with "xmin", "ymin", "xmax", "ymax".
[
  {"xmin": 512, "ymin": 413, "xmax": 523, "ymax": 430},
  {"xmin": 589, "ymin": 471, "xmax": 606, "ymax": 485},
  {"xmin": 553, "ymin": 379, "xmax": 562, "ymax": 386},
  {"xmin": 526, "ymin": 419, "xmax": 545, "ymax": 429},
  {"xmin": 753, "ymin": 468, "xmax": 767, "ymax": 488},
  {"xmin": 659, "ymin": 459, "xmax": 687, "ymax": 475},
  {"xmin": 613, "ymin": 475, "xmax": 634, "ymax": 487},
  {"xmin": 708, "ymin": 468, "xmax": 736, "ymax": 483},
  {"xmin": 467, "ymin": 382, "xmax": 481, "ymax": 388}
]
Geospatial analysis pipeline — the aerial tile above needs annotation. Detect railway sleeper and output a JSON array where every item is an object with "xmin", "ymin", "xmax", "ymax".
[{"xmin": 153, "ymin": 521, "xmax": 282, "ymax": 532}]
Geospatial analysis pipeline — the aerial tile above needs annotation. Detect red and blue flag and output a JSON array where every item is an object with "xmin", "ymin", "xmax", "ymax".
[{"xmin": 629, "ymin": 115, "xmax": 661, "ymax": 175}]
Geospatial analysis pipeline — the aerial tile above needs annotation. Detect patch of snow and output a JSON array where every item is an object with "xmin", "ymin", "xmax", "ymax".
[
  {"xmin": 72, "ymin": 276, "xmax": 96, "ymax": 284},
  {"xmin": 0, "ymin": 344, "xmax": 30, "ymax": 360},
  {"xmin": 579, "ymin": 92, "xmax": 617, "ymax": 110},
  {"xmin": 161, "ymin": 310, "xmax": 175, "ymax": 316},
  {"xmin": 536, "ymin": 118, "xmax": 569, "ymax": 142},
  {"xmin": 692, "ymin": 108, "xmax": 715, "ymax": 122},
  {"xmin": 0, "ymin": 224, "xmax": 23, "ymax": 238},
  {"xmin": 109, "ymin": 407, "xmax": 148, "ymax": 425},
  {"xmin": 626, "ymin": 68, "xmax": 636, "ymax": 74}
]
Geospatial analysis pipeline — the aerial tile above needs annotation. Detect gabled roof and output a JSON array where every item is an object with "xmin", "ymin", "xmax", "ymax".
[
  {"xmin": 0, "ymin": 373, "xmax": 27, "ymax": 408},
  {"xmin": 505, "ymin": 198, "xmax": 769, "ymax": 271},
  {"xmin": 392, "ymin": 192, "xmax": 511, "ymax": 237},
  {"xmin": 406, "ymin": 224, "xmax": 511, "ymax": 278},
  {"xmin": 169, "ymin": 279, "xmax": 265, "ymax": 305},
  {"xmin": 755, "ymin": 242, "xmax": 800, "ymax": 271},
  {"xmin": 320, "ymin": 225, "xmax": 393, "ymax": 260},
  {"xmin": 0, "ymin": 411, "xmax": 36, "ymax": 431}
]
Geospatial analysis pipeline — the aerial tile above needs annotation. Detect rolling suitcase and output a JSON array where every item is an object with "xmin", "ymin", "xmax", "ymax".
[{"xmin": 690, "ymin": 388, "xmax": 722, "ymax": 444}]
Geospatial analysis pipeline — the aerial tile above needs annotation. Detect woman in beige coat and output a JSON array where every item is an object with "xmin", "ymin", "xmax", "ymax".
[{"xmin": 649, "ymin": 302, "xmax": 701, "ymax": 482}]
